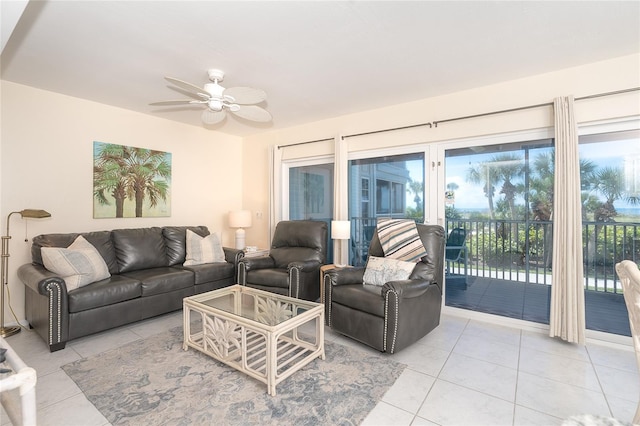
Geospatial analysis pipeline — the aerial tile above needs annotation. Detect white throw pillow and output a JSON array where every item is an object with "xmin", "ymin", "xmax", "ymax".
[
  {"xmin": 41, "ymin": 235, "xmax": 111, "ymax": 291},
  {"xmin": 362, "ymin": 256, "xmax": 415, "ymax": 287},
  {"xmin": 183, "ymin": 229, "xmax": 225, "ymax": 266}
]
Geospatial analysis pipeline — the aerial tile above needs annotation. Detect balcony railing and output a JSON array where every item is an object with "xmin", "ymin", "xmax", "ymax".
[{"xmin": 349, "ymin": 217, "xmax": 640, "ymax": 294}]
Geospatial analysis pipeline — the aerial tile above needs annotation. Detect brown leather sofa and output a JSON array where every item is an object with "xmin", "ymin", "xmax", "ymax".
[
  {"xmin": 238, "ymin": 220, "xmax": 328, "ymax": 301},
  {"xmin": 324, "ymin": 224, "xmax": 445, "ymax": 354},
  {"xmin": 18, "ymin": 226, "xmax": 242, "ymax": 352}
]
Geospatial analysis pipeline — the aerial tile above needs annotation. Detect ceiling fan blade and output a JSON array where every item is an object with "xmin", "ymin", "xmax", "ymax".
[
  {"xmin": 202, "ymin": 109, "xmax": 226, "ymax": 124},
  {"xmin": 149, "ymin": 100, "xmax": 205, "ymax": 106},
  {"xmin": 231, "ymin": 105, "xmax": 272, "ymax": 122},
  {"xmin": 165, "ymin": 77, "xmax": 209, "ymax": 98},
  {"xmin": 223, "ymin": 86, "xmax": 267, "ymax": 104}
]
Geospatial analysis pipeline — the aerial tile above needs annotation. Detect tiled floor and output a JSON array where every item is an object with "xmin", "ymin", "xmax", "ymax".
[{"xmin": 1, "ymin": 312, "xmax": 638, "ymax": 426}]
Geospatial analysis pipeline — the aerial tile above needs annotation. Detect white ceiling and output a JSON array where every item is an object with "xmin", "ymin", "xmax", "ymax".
[{"xmin": 2, "ymin": 1, "xmax": 639, "ymax": 137}]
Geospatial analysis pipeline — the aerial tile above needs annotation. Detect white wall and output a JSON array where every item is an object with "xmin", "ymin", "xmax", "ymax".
[
  {"xmin": 242, "ymin": 54, "xmax": 640, "ymax": 248},
  {"xmin": 0, "ymin": 81, "xmax": 243, "ymax": 324}
]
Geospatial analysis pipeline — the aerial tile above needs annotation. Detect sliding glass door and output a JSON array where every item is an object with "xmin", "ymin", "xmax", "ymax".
[
  {"xmin": 349, "ymin": 152, "xmax": 425, "ymax": 266},
  {"xmin": 443, "ymin": 138, "xmax": 555, "ymax": 324},
  {"xmin": 286, "ymin": 160, "xmax": 335, "ymax": 261},
  {"xmin": 579, "ymin": 129, "xmax": 639, "ymax": 336}
]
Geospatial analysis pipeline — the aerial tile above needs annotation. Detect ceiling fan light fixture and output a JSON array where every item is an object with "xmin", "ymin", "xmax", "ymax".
[
  {"xmin": 202, "ymin": 109, "xmax": 225, "ymax": 124},
  {"xmin": 153, "ymin": 69, "xmax": 272, "ymax": 126}
]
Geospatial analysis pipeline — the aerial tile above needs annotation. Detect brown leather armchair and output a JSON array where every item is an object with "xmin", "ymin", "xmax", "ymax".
[
  {"xmin": 238, "ymin": 220, "xmax": 328, "ymax": 301},
  {"xmin": 324, "ymin": 224, "xmax": 445, "ymax": 353}
]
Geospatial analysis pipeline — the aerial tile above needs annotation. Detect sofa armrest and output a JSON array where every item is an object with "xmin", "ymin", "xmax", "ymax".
[
  {"xmin": 17, "ymin": 264, "xmax": 70, "ymax": 352},
  {"xmin": 223, "ymin": 247, "xmax": 244, "ymax": 265}
]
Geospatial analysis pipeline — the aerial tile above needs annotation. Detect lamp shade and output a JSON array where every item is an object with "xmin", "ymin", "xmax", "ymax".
[
  {"xmin": 331, "ymin": 220, "xmax": 351, "ymax": 240},
  {"xmin": 229, "ymin": 210, "xmax": 252, "ymax": 228}
]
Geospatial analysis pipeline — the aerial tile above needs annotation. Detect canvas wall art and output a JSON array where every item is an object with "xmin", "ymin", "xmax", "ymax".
[{"xmin": 93, "ymin": 141, "xmax": 172, "ymax": 218}]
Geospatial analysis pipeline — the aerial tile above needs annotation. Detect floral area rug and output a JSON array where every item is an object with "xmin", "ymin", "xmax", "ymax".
[{"xmin": 62, "ymin": 326, "xmax": 405, "ymax": 425}]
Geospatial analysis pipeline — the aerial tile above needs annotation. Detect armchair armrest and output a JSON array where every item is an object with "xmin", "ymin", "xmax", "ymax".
[
  {"xmin": 288, "ymin": 260, "xmax": 321, "ymax": 272},
  {"xmin": 239, "ymin": 255, "xmax": 275, "ymax": 271},
  {"xmin": 325, "ymin": 267, "xmax": 365, "ymax": 286},
  {"xmin": 383, "ymin": 279, "xmax": 431, "ymax": 298}
]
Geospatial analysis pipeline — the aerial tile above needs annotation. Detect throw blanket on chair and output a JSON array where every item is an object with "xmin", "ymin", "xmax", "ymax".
[{"xmin": 376, "ymin": 218, "xmax": 428, "ymax": 262}]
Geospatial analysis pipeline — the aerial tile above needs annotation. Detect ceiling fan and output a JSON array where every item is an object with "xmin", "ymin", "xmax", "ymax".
[{"xmin": 150, "ymin": 69, "xmax": 272, "ymax": 124}]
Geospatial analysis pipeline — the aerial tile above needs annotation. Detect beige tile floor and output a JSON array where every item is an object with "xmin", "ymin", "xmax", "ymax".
[{"xmin": 1, "ymin": 312, "xmax": 638, "ymax": 426}]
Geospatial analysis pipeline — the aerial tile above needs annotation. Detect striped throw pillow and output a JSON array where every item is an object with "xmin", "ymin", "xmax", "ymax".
[{"xmin": 376, "ymin": 218, "xmax": 427, "ymax": 262}]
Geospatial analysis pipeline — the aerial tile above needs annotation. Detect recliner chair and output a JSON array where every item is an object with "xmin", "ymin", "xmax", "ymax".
[
  {"xmin": 324, "ymin": 224, "xmax": 445, "ymax": 354},
  {"xmin": 238, "ymin": 220, "xmax": 328, "ymax": 301}
]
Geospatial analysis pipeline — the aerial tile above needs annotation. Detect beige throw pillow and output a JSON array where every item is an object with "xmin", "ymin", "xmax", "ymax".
[
  {"xmin": 41, "ymin": 235, "xmax": 111, "ymax": 291},
  {"xmin": 183, "ymin": 229, "xmax": 225, "ymax": 266},
  {"xmin": 363, "ymin": 255, "xmax": 415, "ymax": 287}
]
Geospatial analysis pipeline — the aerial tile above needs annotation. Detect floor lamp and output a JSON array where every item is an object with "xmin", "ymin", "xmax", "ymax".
[{"xmin": 1, "ymin": 209, "xmax": 51, "ymax": 337}]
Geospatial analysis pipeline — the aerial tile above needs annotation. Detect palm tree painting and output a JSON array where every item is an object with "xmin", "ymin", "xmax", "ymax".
[{"xmin": 93, "ymin": 142, "xmax": 171, "ymax": 218}]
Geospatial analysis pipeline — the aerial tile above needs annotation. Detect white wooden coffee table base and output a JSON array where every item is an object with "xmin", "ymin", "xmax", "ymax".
[{"xmin": 183, "ymin": 285, "xmax": 325, "ymax": 396}]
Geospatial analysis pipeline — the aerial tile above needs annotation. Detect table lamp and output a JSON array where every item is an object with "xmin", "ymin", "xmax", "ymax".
[
  {"xmin": 229, "ymin": 210, "xmax": 252, "ymax": 250},
  {"xmin": 331, "ymin": 220, "xmax": 351, "ymax": 267},
  {"xmin": 2, "ymin": 209, "xmax": 51, "ymax": 337}
]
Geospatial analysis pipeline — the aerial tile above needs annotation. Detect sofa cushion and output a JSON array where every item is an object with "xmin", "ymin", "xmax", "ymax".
[
  {"xmin": 184, "ymin": 229, "xmax": 225, "ymax": 266},
  {"xmin": 112, "ymin": 227, "xmax": 167, "ymax": 273},
  {"xmin": 68, "ymin": 275, "xmax": 142, "ymax": 313},
  {"xmin": 331, "ymin": 283, "xmax": 385, "ymax": 317},
  {"xmin": 41, "ymin": 236, "xmax": 111, "ymax": 291},
  {"xmin": 181, "ymin": 262, "xmax": 235, "ymax": 285},
  {"xmin": 163, "ymin": 226, "xmax": 209, "ymax": 266},
  {"xmin": 121, "ymin": 267, "xmax": 194, "ymax": 297},
  {"xmin": 246, "ymin": 269, "xmax": 290, "ymax": 289}
]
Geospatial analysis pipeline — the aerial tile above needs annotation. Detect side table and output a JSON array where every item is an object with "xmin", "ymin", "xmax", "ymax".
[
  {"xmin": 0, "ymin": 337, "xmax": 37, "ymax": 426},
  {"xmin": 242, "ymin": 248, "xmax": 270, "ymax": 258}
]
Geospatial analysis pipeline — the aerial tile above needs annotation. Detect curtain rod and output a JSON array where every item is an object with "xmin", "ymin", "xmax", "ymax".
[
  {"xmin": 342, "ymin": 121, "xmax": 432, "ymax": 139},
  {"xmin": 277, "ymin": 137, "xmax": 334, "ymax": 149},
  {"xmin": 277, "ymin": 87, "xmax": 639, "ymax": 147},
  {"xmin": 432, "ymin": 87, "xmax": 640, "ymax": 127}
]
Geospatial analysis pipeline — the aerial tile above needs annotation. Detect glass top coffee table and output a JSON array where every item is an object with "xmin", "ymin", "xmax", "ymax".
[{"xmin": 183, "ymin": 285, "xmax": 325, "ymax": 396}]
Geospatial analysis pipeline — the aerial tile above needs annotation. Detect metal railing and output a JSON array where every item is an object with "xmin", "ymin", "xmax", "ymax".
[{"xmin": 349, "ymin": 217, "xmax": 640, "ymax": 293}]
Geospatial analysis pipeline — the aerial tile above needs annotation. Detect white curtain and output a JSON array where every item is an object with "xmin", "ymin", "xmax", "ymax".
[
  {"xmin": 333, "ymin": 135, "xmax": 349, "ymax": 265},
  {"xmin": 268, "ymin": 145, "xmax": 283, "ymax": 241},
  {"xmin": 549, "ymin": 95, "xmax": 586, "ymax": 344}
]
